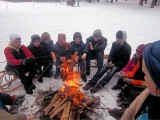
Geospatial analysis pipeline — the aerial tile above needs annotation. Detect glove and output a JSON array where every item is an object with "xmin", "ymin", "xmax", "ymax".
[
  {"xmin": 13, "ymin": 95, "xmax": 25, "ymax": 105},
  {"xmin": 25, "ymin": 57, "xmax": 35, "ymax": 65},
  {"xmin": 123, "ymin": 78, "xmax": 131, "ymax": 85},
  {"xmin": 81, "ymin": 53, "xmax": 87, "ymax": 60}
]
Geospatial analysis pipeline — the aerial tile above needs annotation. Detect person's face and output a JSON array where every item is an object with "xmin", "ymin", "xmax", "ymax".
[
  {"xmin": 43, "ymin": 39, "xmax": 50, "ymax": 44},
  {"xmin": 142, "ymin": 59, "xmax": 160, "ymax": 96},
  {"xmin": 33, "ymin": 40, "xmax": 40, "ymax": 47},
  {"xmin": 116, "ymin": 38, "xmax": 123, "ymax": 46},
  {"xmin": 74, "ymin": 37, "xmax": 81, "ymax": 44},
  {"xmin": 12, "ymin": 39, "xmax": 21, "ymax": 48},
  {"xmin": 93, "ymin": 35, "xmax": 101, "ymax": 42},
  {"xmin": 58, "ymin": 39, "xmax": 66, "ymax": 46}
]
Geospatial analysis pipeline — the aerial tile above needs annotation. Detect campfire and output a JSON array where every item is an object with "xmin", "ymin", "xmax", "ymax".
[{"xmin": 39, "ymin": 53, "xmax": 100, "ymax": 120}]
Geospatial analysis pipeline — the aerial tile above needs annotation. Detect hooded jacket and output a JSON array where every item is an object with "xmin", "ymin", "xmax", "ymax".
[
  {"xmin": 84, "ymin": 36, "xmax": 107, "ymax": 53},
  {"xmin": 70, "ymin": 40, "xmax": 85, "ymax": 57}
]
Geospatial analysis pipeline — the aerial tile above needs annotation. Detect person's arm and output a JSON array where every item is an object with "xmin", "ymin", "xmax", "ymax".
[
  {"xmin": 108, "ymin": 42, "xmax": 115, "ymax": 62},
  {"xmin": 4, "ymin": 48, "xmax": 23, "ymax": 66},
  {"xmin": 121, "ymin": 88, "xmax": 150, "ymax": 120},
  {"xmin": 124, "ymin": 60, "xmax": 141, "ymax": 78},
  {"xmin": 93, "ymin": 38, "xmax": 107, "ymax": 51},
  {"xmin": 21, "ymin": 45, "xmax": 34, "ymax": 58}
]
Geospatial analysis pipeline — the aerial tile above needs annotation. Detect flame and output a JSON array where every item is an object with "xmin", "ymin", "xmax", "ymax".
[{"xmin": 59, "ymin": 52, "xmax": 84, "ymax": 106}]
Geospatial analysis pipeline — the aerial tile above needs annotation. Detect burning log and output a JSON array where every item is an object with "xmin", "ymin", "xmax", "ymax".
[
  {"xmin": 49, "ymin": 97, "xmax": 67, "ymax": 116},
  {"xmin": 60, "ymin": 101, "xmax": 71, "ymax": 120},
  {"xmin": 44, "ymin": 93, "xmax": 60, "ymax": 115},
  {"xmin": 49, "ymin": 102, "xmax": 67, "ymax": 119}
]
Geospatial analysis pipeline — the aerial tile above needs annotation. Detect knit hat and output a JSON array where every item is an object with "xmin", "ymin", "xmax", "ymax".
[
  {"xmin": 31, "ymin": 34, "xmax": 41, "ymax": 43},
  {"xmin": 144, "ymin": 40, "xmax": 160, "ymax": 88},
  {"xmin": 9, "ymin": 33, "xmax": 21, "ymax": 43},
  {"xmin": 136, "ymin": 44, "xmax": 145, "ymax": 55},
  {"xmin": 58, "ymin": 33, "xmax": 66, "ymax": 41},
  {"xmin": 93, "ymin": 29, "xmax": 102, "ymax": 37},
  {"xmin": 73, "ymin": 32, "xmax": 82, "ymax": 40}
]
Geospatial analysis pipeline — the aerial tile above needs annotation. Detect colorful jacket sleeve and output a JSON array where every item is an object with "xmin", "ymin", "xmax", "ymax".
[
  {"xmin": 21, "ymin": 45, "xmax": 33, "ymax": 58},
  {"xmin": 121, "ymin": 57, "xmax": 135, "ymax": 73},
  {"xmin": 4, "ymin": 47, "xmax": 23, "ymax": 66},
  {"xmin": 124, "ymin": 60, "xmax": 140, "ymax": 78},
  {"xmin": 130, "ymin": 79, "xmax": 146, "ymax": 87}
]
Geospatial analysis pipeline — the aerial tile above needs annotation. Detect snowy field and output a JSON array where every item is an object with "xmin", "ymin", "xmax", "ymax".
[{"xmin": 0, "ymin": 1, "xmax": 160, "ymax": 119}]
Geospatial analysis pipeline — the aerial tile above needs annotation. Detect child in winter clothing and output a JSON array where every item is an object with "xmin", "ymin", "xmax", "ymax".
[
  {"xmin": 41, "ymin": 32, "xmax": 54, "ymax": 78},
  {"xmin": 28, "ymin": 34, "xmax": 47, "ymax": 82},
  {"xmin": 108, "ymin": 44, "xmax": 146, "ymax": 119},
  {"xmin": 83, "ymin": 29, "xmax": 107, "ymax": 75},
  {"xmin": 53, "ymin": 33, "xmax": 71, "ymax": 79},
  {"xmin": 121, "ymin": 40, "xmax": 160, "ymax": 120},
  {"xmin": 83, "ymin": 30, "xmax": 131, "ymax": 93},
  {"xmin": 70, "ymin": 32, "xmax": 87, "ymax": 82},
  {"xmin": 4, "ymin": 34, "xmax": 37, "ymax": 94},
  {"xmin": 112, "ymin": 44, "xmax": 146, "ymax": 90}
]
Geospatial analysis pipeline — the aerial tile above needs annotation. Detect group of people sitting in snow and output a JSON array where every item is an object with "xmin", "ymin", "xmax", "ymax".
[{"xmin": 0, "ymin": 29, "xmax": 160, "ymax": 120}]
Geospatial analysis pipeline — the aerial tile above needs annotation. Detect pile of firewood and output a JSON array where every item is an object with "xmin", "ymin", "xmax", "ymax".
[{"xmin": 43, "ymin": 92, "xmax": 94, "ymax": 119}]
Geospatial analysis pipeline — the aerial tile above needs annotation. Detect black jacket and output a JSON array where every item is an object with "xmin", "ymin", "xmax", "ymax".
[
  {"xmin": 28, "ymin": 44, "xmax": 46, "ymax": 64},
  {"xmin": 84, "ymin": 36, "xmax": 107, "ymax": 53},
  {"xmin": 70, "ymin": 41, "xmax": 85, "ymax": 57},
  {"xmin": 108, "ymin": 41, "xmax": 131, "ymax": 68}
]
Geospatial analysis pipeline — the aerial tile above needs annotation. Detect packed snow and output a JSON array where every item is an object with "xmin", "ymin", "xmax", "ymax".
[{"xmin": 0, "ymin": 0, "xmax": 160, "ymax": 120}]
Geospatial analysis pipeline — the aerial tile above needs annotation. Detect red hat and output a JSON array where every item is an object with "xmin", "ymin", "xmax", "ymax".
[
  {"xmin": 58, "ymin": 33, "xmax": 66, "ymax": 41},
  {"xmin": 136, "ymin": 44, "xmax": 145, "ymax": 55}
]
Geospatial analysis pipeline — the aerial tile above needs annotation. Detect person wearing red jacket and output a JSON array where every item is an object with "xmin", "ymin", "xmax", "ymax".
[{"xmin": 4, "ymin": 34, "xmax": 37, "ymax": 94}]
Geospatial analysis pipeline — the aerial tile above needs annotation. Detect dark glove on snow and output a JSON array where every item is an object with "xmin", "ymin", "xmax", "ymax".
[{"xmin": 13, "ymin": 95, "xmax": 25, "ymax": 105}]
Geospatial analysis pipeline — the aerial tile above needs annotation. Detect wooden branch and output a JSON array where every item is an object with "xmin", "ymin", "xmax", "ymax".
[
  {"xmin": 60, "ymin": 101, "xmax": 71, "ymax": 120},
  {"xmin": 44, "ymin": 93, "xmax": 60, "ymax": 115},
  {"xmin": 50, "ymin": 102, "xmax": 67, "ymax": 119},
  {"xmin": 49, "ymin": 97, "xmax": 67, "ymax": 116},
  {"xmin": 69, "ymin": 110, "xmax": 75, "ymax": 120}
]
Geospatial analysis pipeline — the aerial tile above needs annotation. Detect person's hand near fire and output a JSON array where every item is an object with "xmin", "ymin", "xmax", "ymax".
[{"xmin": 89, "ymin": 42, "xmax": 94, "ymax": 50}]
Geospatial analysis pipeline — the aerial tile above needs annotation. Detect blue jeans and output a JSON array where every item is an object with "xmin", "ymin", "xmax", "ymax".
[
  {"xmin": 86, "ymin": 51, "xmax": 104, "ymax": 73},
  {"xmin": 89, "ymin": 63, "xmax": 121, "ymax": 86}
]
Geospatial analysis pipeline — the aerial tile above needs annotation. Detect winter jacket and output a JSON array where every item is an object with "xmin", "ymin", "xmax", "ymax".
[
  {"xmin": 84, "ymin": 36, "xmax": 107, "ymax": 53},
  {"xmin": 124, "ymin": 59, "xmax": 145, "ymax": 87},
  {"xmin": 0, "ymin": 92, "xmax": 14, "ymax": 106},
  {"xmin": 121, "ymin": 57, "xmax": 135, "ymax": 73},
  {"xmin": 4, "ymin": 45, "xmax": 33, "ymax": 66},
  {"xmin": 70, "ymin": 41, "xmax": 85, "ymax": 57},
  {"xmin": 28, "ymin": 44, "xmax": 46, "ymax": 64},
  {"xmin": 108, "ymin": 41, "xmax": 131, "ymax": 68},
  {"xmin": 53, "ymin": 42, "xmax": 71, "ymax": 59}
]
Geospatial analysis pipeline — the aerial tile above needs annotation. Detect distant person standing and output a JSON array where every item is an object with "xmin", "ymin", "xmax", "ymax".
[{"xmin": 82, "ymin": 29, "xmax": 107, "ymax": 75}]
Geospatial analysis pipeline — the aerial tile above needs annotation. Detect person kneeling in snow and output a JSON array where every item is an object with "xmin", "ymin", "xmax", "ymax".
[
  {"xmin": 0, "ymin": 92, "xmax": 36, "ymax": 120},
  {"xmin": 4, "ymin": 34, "xmax": 37, "ymax": 94},
  {"xmin": 83, "ymin": 30, "xmax": 131, "ymax": 93},
  {"xmin": 70, "ymin": 32, "xmax": 87, "ymax": 82}
]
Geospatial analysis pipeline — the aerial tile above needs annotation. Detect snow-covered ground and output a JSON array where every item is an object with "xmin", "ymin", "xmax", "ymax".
[{"xmin": 0, "ymin": 1, "xmax": 160, "ymax": 119}]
